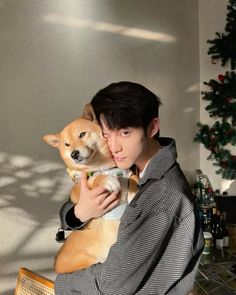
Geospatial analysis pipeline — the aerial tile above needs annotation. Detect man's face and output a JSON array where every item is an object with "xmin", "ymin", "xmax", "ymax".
[{"xmin": 100, "ymin": 115, "xmax": 149, "ymax": 171}]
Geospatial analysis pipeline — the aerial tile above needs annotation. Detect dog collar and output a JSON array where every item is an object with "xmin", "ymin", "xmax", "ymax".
[{"xmin": 67, "ymin": 168, "xmax": 128, "ymax": 182}]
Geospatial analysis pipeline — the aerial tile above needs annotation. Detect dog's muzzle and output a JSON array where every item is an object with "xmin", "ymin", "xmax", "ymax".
[
  {"xmin": 70, "ymin": 150, "xmax": 91, "ymax": 163},
  {"xmin": 71, "ymin": 150, "xmax": 80, "ymax": 160}
]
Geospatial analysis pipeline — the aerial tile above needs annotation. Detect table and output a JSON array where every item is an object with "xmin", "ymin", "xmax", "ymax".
[{"xmin": 195, "ymin": 249, "xmax": 236, "ymax": 294}]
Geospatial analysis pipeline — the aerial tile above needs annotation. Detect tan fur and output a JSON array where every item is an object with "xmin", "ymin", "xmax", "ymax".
[{"xmin": 43, "ymin": 104, "xmax": 138, "ymax": 273}]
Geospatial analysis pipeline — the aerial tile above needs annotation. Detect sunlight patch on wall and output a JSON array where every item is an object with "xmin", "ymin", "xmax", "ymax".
[
  {"xmin": 42, "ymin": 14, "xmax": 177, "ymax": 43},
  {"xmin": 185, "ymin": 83, "xmax": 200, "ymax": 93},
  {"xmin": 9, "ymin": 155, "xmax": 34, "ymax": 168},
  {"xmin": 0, "ymin": 150, "xmax": 70, "ymax": 221},
  {"xmin": 0, "ymin": 176, "xmax": 16, "ymax": 187},
  {"xmin": 0, "ymin": 194, "xmax": 15, "ymax": 206},
  {"xmin": 31, "ymin": 162, "xmax": 63, "ymax": 173},
  {"xmin": 182, "ymin": 107, "xmax": 195, "ymax": 113},
  {"xmin": 0, "ymin": 150, "xmax": 71, "ymax": 288}
]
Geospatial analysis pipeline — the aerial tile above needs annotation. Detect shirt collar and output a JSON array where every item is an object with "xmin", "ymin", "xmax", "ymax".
[{"xmin": 139, "ymin": 160, "xmax": 151, "ymax": 178}]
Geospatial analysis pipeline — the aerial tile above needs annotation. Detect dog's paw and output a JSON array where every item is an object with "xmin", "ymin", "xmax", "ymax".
[
  {"xmin": 104, "ymin": 175, "xmax": 121, "ymax": 193},
  {"xmin": 90, "ymin": 175, "xmax": 120, "ymax": 193},
  {"xmin": 89, "ymin": 175, "xmax": 121, "ymax": 193}
]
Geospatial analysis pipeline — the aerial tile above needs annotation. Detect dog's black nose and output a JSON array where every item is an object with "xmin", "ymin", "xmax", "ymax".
[{"xmin": 71, "ymin": 150, "xmax": 80, "ymax": 160}]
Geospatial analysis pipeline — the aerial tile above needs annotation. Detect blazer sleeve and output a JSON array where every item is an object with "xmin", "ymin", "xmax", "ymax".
[{"xmin": 59, "ymin": 200, "xmax": 86, "ymax": 230}]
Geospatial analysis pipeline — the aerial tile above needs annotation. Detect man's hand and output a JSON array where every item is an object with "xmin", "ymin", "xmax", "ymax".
[{"xmin": 74, "ymin": 171, "xmax": 120, "ymax": 222}]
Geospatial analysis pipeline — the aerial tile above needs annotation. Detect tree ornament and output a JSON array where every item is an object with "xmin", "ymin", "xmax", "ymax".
[{"xmin": 218, "ymin": 74, "xmax": 225, "ymax": 82}]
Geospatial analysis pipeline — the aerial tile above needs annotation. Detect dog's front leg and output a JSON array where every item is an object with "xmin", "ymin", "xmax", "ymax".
[{"xmin": 70, "ymin": 182, "xmax": 81, "ymax": 204}]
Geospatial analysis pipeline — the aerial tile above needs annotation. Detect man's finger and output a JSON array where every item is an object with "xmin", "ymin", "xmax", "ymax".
[
  {"xmin": 80, "ymin": 171, "xmax": 89, "ymax": 190},
  {"xmin": 101, "ymin": 192, "xmax": 119, "ymax": 209},
  {"xmin": 103, "ymin": 199, "xmax": 120, "ymax": 212}
]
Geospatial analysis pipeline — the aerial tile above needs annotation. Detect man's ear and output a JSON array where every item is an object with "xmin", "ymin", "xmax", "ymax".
[
  {"xmin": 82, "ymin": 103, "xmax": 97, "ymax": 122},
  {"xmin": 42, "ymin": 134, "xmax": 61, "ymax": 148},
  {"xmin": 147, "ymin": 118, "xmax": 160, "ymax": 138}
]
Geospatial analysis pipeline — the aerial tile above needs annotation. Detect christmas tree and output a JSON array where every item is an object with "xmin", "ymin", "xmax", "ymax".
[{"xmin": 194, "ymin": 0, "xmax": 236, "ymax": 180}]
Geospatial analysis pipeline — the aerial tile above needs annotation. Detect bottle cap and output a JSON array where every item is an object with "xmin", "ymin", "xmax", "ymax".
[{"xmin": 203, "ymin": 232, "xmax": 212, "ymax": 239}]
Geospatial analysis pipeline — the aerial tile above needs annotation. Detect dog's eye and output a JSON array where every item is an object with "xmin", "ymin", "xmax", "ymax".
[
  {"xmin": 65, "ymin": 143, "xmax": 70, "ymax": 147},
  {"xmin": 79, "ymin": 132, "xmax": 86, "ymax": 138}
]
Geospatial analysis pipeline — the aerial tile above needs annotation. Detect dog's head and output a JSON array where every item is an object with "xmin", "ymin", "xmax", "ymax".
[{"xmin": 43, "ymin": 104, "xmax": 116, "ymax": 172}]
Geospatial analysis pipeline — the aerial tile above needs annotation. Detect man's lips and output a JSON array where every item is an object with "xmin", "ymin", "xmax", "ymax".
[{"xmin": 113, "ymin": 156, "xmax": 126, "ymax": 161}]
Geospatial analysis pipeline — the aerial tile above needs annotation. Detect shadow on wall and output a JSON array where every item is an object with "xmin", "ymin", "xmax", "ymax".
[{"xmin": 0, "ymin": 150, "xmax": 71, "ymax": 294}]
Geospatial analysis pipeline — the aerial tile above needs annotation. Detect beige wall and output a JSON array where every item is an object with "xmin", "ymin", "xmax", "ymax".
[
  {"xmin": 199, "ymin": 0, "xmax": 236, "ymax": 194},
  {"xmin": 0, "ymin": 0, "xmax": 199, "ymax": 293}
]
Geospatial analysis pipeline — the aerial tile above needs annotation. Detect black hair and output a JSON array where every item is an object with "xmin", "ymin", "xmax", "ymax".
[{"xmin": 91, "ymin": 81, "xmax": 161, "ymax": 139}]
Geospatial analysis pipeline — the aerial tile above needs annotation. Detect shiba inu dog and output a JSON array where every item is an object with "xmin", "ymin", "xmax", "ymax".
[{"xmin": 43, "ymin": 104, "xmax": 138, "ymax": 273}]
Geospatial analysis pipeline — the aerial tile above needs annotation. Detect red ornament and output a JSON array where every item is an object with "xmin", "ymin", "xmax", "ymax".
[
  {"xmin": 232, "ymin": 155, "xmax": 236, "ymax": 161},
  {"xmin": 225, "ymin": 130, "xmax": 233, "ymax": 136},
  {"xmin": 218, "ymin": 74, "xmax": 225, "ymax": 82}
]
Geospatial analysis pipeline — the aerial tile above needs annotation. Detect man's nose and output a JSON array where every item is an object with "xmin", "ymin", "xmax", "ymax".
[{"xmin": 108, "ymin": 136, "xmax": 122, "ymax": 153}]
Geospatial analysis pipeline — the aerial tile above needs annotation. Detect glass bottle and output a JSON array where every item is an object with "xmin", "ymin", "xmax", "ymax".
[
  {"xmin": 215, "ymin": 210, "xmax": 224, "ymax": 250},
  {"xmin": 211, "ymin": 206, "xmax": 217, "ymax": 247},
  {"xmin": 203, "ymin": 214, "xmax": 212, "ymax": 233},
  {"xmin": 203, "ymin": 214, "xmax": 213, "ymax": 255},
  {"xmin": 222, "ymin": 211, "xmax": 229, "ymax": 248}
]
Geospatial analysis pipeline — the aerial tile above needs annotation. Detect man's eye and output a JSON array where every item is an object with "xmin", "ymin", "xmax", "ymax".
[
  {"xmin": 65, "ymin": 143, "xmax": 70, "ymax": 147},
  {"xmin": 122, "ymin": 130, "xmax": 130, "ymax": 136},
  {"xmin": 79, "ymin": 132, "xmax": 86, "ymax": 138}
]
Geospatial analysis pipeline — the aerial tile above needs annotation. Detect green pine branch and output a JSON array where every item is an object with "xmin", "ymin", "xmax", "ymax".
[
  {"xmin": 194, "ymin": 120, "xmax": 236, "ymax": 180},
  {"xmin": 207, "ymin": 1, "xmax": 236, "ymax": 70},
  {"xmin": 201, "ymin": 71, "xmax": 236, "ymax": 125}
]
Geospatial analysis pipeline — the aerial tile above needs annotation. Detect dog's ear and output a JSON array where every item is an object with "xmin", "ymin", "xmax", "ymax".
[
  {"xmin": 82, "ymin": 104, "xmax": 97, "ymax": 122},
  {"xmin": 43, "ymin": 134, "xmax": 61, "ymax": 148}
]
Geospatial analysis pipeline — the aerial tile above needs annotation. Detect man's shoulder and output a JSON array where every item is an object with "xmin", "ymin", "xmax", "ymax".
[{"xmin": 140, "ymin": 166, "xmax": 194, "ymax": 216}]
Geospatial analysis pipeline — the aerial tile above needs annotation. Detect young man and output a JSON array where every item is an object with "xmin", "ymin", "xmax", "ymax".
[{"xmin": 55, "ymin": 82, "xmax": 204, "ymax": 295}]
